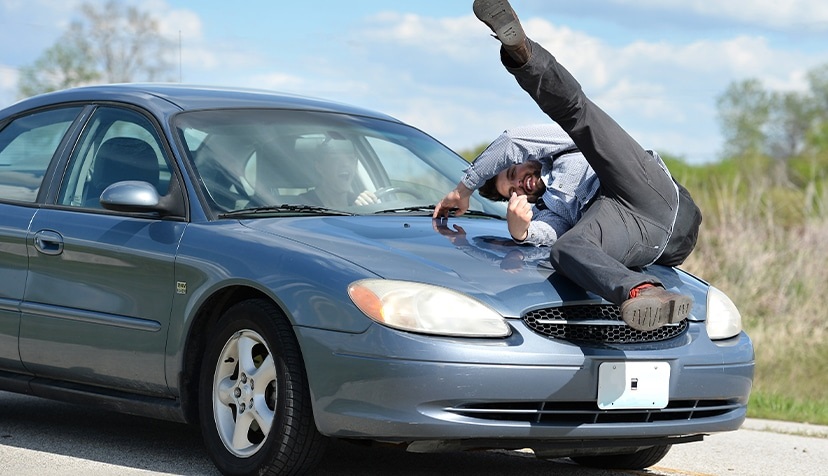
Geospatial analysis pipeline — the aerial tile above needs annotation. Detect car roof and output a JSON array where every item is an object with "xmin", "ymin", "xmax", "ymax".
[{"xmin": 2, "ymin": 83, "xmax": 401, "ymax": 122}]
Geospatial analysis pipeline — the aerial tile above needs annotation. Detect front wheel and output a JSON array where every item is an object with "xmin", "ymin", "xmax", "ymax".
[
  {"xmin": 569, "ymin": 444, "xmax": 672, "ymax": 470},
  {"xmin": 198, "ymin": 299, "xmax": 327, "ymax": 476}
]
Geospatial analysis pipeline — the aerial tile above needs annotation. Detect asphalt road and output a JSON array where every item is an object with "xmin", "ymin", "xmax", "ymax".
[{"xmin": 0, "ymin": 391, "xmax": 826, "ymax": 475}]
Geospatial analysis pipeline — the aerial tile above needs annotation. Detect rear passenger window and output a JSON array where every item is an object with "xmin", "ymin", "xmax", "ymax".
[{"xmin": 0, "ymin": 107, "xmax": 80, "ymax": 202}]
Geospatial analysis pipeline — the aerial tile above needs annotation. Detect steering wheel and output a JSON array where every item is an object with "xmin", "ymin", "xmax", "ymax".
[
  {"xmin": 374, "ymin": 186, "xmax": 424, "ymax": 200},
  {"xmin": 200, "ymin": 162, "xmax": 263, "ymax": 211}
]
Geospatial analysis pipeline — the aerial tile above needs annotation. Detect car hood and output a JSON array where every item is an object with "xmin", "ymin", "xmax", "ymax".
[
  {"xmin": 243, "ymin": 215, "xmax": 681, "ymax": 316},
  {"xmin": 245, "ymin": 216, "xmax": 597, "ymax": 315}
]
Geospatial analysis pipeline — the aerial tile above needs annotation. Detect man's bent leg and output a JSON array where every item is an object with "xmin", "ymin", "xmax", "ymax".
[
  {"xmin": 549, "ymin": 197, "xmax": 692, "ymax": 331},
  {"xmin": 549, "ymin": 198, "xmax": 665, "ymax": 305},
  {"xmin": 551, "ymin": 226, "xmax": 693, "ymax": 331}
]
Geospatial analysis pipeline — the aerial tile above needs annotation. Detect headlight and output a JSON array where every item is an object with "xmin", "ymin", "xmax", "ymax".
[
  {"xmin": 348, "ymin": 279, "xmax": 511, "ymax": 338},
  {"xmin": 706, "ymin": 286, "xmax": 742, "ymax": 340}
]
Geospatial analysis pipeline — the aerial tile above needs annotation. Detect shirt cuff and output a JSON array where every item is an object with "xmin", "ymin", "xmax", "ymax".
[{"xmin": 461, "ymin": 168, "xmax": 482, "ymax": 190}]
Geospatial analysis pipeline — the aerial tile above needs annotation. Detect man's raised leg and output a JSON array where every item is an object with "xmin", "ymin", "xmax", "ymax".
[{"xmin": 472, "ymin": 0, "xmax": 692, "ymax": 331}]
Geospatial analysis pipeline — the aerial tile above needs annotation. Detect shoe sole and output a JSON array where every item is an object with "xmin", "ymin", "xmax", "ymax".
[
  {"xmin": 621, "ymin": 291, "xmax": 693, "ymax": 331},
  {"xmin": 473, "ymin": 0, "xmax": 525, "ymax": 46},
  {"xmin": 671, "ymin": 294, "xmax": 693, "ymax": 324}
]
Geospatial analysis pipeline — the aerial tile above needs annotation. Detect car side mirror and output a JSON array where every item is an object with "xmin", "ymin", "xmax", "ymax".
[{"xmin": 100, "ymin": 180, "xmax": 174, "ymax": 216}]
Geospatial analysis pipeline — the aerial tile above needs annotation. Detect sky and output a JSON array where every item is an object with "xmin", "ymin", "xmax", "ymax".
[{"xmin": 2, "ymin": 0, "xmax": 828, "ymax": 164}]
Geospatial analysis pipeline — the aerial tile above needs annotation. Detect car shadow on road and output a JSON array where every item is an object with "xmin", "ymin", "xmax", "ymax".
[{"xmin": 0, "ymin": 391, "xmax": 652, "ymax": 475}]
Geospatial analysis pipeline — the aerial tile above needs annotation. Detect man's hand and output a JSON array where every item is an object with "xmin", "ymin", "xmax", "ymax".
[
  {"xmin": 354, "ymin": 190, "xmax": 379, "ymax": 206},
  {"xmin": 506, "ymin": 192, "xmax": 532, "ymax": 241},
  {"xmin": 433, "ymin": 183, "xmax": 473, "ymax": 218}
]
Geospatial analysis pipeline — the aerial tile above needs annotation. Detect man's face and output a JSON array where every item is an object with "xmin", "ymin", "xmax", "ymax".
[
  {"xmin": 495, "ymin": 160, "xmax": 545, "ymax": 202},
  {"xmin": 316, "ymin": 147, "xmax": 358, "ymax": 194}
]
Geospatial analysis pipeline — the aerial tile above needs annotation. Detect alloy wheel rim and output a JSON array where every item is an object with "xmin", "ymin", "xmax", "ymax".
[{"xmin": 212, "ymin": 329, "xmax": 278, "ymax": 457}]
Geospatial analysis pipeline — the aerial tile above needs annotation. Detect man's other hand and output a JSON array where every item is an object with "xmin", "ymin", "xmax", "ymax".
[{"xmin": 507, "ymin": 192, "xmax": 531, "ymax": 241}]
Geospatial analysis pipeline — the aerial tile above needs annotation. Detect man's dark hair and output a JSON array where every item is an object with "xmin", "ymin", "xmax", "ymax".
[{"xmin": 478, "ymin": 176, "xmax": 506, "ymax": 202}]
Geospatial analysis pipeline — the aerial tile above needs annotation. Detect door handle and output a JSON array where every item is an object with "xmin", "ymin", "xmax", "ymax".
[{"xmin": 34, "ymin": 230, "xmax": 64, "ymax": 255}]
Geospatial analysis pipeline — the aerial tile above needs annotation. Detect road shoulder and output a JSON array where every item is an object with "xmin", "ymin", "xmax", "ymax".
[{"xmin": 742, "ymin": 417, "xmax": 828, "ymax": 438}]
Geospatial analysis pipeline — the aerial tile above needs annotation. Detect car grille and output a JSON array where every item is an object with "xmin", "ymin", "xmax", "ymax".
[
  {"xmin": 448, "ymin": 399, "xmax": 741, "ymax": 424},
  {"xmin": 523, "ymin": 304, "xmax": 688, "ymax": 344}
]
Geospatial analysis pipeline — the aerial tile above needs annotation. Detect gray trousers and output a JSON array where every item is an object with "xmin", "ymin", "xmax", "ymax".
[{"xmin": 504, "ymin": 40, "xmax": 702, "ymax": 304}]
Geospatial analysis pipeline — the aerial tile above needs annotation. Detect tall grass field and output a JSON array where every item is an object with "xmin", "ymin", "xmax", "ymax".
[{"xmin": 673, "ymin": 158, "xmax": 828, "ymax": 425}]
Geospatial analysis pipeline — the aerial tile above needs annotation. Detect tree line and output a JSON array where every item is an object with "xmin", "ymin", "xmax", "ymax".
[{"xmin": 717, "ymin": 66, "xmax": 828, "ymax": 183}]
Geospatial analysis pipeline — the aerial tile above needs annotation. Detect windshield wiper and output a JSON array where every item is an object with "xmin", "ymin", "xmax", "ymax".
[
  {"xmin": 373, "ymin": 205, "xmax": 437, "ymax": 215},
  {"xmin": 374, "ymin": 206, "xmax": 503, "ymax": 219},
  {"xmin": 457, "ymin": 209, "xmax": 504, "ymax": 219},
  {"xmin": 218, "ymin": 204, "xmax": 355, "ymax": 218}
]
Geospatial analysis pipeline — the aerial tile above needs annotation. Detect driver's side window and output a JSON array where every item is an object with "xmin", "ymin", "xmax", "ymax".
[{"xmin": 58, "ymin": 107, "xmax": 171, "ymax": 209}]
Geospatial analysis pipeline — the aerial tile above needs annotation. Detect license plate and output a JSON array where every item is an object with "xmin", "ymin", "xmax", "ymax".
[{"xmin": 597, "ymin": 361, "xmax": 670, "ymax": 410}]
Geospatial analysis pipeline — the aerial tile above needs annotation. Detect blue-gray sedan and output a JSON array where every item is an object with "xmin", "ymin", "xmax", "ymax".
[{"xmin": 0, "ymin": 84, "xmax": 753, "ymax": 475}]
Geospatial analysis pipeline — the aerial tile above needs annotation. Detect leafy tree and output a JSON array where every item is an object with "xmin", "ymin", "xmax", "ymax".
[
  {"xmin": 716, "ymin": 64, "xmax": 828, "ymax": 187},
  {"xmin": 17, "ymin": 0, "xmax": 174, "ymax": 98},
  {"xmin": 17, "ymin": 41, "xmax": 99, "ymax": 98},
  {"xmin": 805, "ymin": 65, "xmax": 828, "ymax": 156},
  {"xmin": 807, "ymin": 64, "xmax": 828, "ymax": 119},
  {"xmin": 716, "ymin": 79, "xmax": 771, "ymax": 160},
  {"xmin": 459, "ymin": 143, "xmax": 490, "ymax": 163},
  {"xmin": 765, "ymin": 90, "xmax": 815, "ymax": 162}
]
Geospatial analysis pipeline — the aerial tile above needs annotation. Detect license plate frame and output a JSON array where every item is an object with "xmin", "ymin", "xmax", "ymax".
[{"xmin": 597, "ymin": 361, "xmax": 670, "ymax": 410}]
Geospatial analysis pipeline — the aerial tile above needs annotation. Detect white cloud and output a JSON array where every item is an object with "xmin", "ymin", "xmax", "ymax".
[
  {"xmin": 154, "ymin": 6, "xmax": 203, "ymax": 40},
  {"xmin": 360, "ymin": 12, "xmax": 489, "ymax": 61},
  {"xmin": 244, "ymin": 72, "xmax": 305, "ymax": 91},
  {"xmin": 547, "ymin": 0, "xmax": 828, "ymax": 32},
  {"xmin": 0, "ymin": 65, "xmax": 19, "ymax": 106},
  {"xmin": 0, "ymin": 65, "xmax": 16, "ymax": 85},
  {"xmin": 527, "ymin": 18, "xmax": 813, "ymax": 92},
  {"xmin": 643, "ymin": 0, "xmax": 828, "ymax": 30}
]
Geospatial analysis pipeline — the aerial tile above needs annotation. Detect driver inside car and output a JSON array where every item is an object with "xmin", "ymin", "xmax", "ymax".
[{"xmin": 298, "ymin": 137, "xmax": 379, "ymax": 208}]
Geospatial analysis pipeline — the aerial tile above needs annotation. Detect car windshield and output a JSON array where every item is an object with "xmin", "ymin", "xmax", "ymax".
[{"xmin": 175, "ymin": 109, "xmax": 505, "ymax": 217}]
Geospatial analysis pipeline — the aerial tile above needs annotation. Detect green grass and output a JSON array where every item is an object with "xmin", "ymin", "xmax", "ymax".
[{"xmin": 748, "ymin": 392, "xmax": 828, "ymax": 426}]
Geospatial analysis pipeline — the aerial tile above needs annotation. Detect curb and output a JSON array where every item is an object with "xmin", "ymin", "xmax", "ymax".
[{"xmin": 741, "ymin": 418, "xmax": 828, "ymax": 438}]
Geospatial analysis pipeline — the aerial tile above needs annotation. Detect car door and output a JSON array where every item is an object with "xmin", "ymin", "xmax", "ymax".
[
  {"xmin": 20, "ymin": 105, "xmax": 186, "ymax": 395},
  {"xmin": 0, "ymin": 107, "xmax": 82, "ymax": 374}
]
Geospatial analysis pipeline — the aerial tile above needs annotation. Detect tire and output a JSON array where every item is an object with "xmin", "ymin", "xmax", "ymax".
[
  {"xmin": 198, "ymin": 298, "xmax": 327, "ymax": 476},
  {"xmin": 569, "ymin": 444, "xmax": 672, "ymax": 470}
]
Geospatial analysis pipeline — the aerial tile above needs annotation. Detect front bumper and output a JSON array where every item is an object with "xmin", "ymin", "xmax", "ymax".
[{"xmin": 297, "ymin": 320, "xmax": 754, "ymax": 446}]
